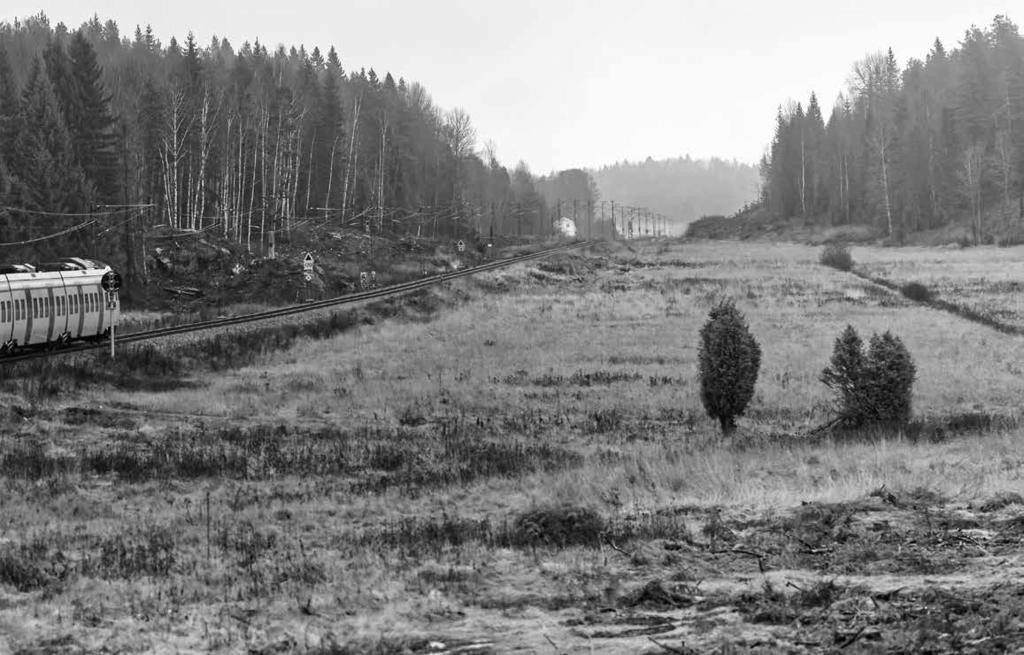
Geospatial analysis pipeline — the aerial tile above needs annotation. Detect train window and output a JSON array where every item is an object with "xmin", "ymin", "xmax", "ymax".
[{"xmin": 31, "ymin": 298, "xmax": 36, "ymax": 319}]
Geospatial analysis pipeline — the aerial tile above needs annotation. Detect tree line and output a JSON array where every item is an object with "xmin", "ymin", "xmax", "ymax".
[
  {"xmin": 0, "ymin": 12, "xmax": 611, "ymax": 279},
  {"xmin": 760, "ymin": 15, "xmax": 1024, "ymax": 243},
  {"xmin": 591, "ymin": 156, "xmax": 759, "ymax": 229}
]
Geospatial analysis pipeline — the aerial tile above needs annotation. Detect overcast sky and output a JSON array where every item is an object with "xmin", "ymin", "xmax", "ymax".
[{"xmin": 7, "ymin": 1, "xmax": 1017, "ymax": 173}]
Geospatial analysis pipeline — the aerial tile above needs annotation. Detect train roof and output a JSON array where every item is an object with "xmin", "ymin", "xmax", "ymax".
[{"xmin": 0, "ymin": 257, "xmax": 110, "ymax": 274}]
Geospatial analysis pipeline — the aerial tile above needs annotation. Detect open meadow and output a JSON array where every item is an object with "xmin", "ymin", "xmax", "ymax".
[{"xmin": 2, "ymin": 238, "xmax": 1024, "ymax": 653}]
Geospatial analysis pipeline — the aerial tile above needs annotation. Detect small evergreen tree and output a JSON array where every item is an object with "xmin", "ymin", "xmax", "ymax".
[
  {"xmin": 819, "ymin": 243, "xmax": 853, "ymax": 271},
  {"xmin": 698, "ymin": 299, "xmax": 762, "ymax": 434},
  {"xmin": 820, "ymin": 325, "xmax": 865, "ymax": 418},
  {"xmin": 861, "ymin": 332, "xmax": 916, "ymax": 425},
  {"xmin": 821, "ymin": 325, "xmax": 915, "ymax": 427}
]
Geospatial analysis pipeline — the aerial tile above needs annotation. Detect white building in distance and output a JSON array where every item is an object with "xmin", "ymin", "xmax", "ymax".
[{"xmin": 553, "ymin": 217, "xmax": 577, "ymax": 238}]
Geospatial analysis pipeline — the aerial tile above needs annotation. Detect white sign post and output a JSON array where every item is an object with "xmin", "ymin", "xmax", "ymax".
[{"xmin": 456, "ymin": 239, "xmax": 465, "ymax": 253}]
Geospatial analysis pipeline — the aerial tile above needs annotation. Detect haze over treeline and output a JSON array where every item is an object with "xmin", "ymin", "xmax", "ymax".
[
  {"xmin": 760, "ymin": 14, "xmax": 1024, "ymax": 242},
  {"xmin": 591, "ymin": 157, "xmax": 760, "ymax": 228},
  {"xmin": 0, "ymin": 12, "xmax": 625, "ymax": 273}
]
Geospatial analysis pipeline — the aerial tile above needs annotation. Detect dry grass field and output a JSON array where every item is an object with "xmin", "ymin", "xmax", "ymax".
[
  {"xmin": 2, "ymin": 238, "xmax": 1024, "ymax": 653},
  {"xmin": 854, "ymin": 243, "xmax": 1024, "ymax": 332}
]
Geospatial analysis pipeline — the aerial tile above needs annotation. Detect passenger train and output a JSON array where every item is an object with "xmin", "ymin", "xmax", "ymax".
[{"xmin": 0, "ymin": 257, "xmax": 120, "ymax": 353}]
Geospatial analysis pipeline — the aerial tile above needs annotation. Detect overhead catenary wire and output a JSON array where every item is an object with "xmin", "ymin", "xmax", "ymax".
[
  {"xmin": 0, "ymin": 205, "xmax": 131, "ymax": 218},
  {"xmin": 0, "ymin": 219, "xmax": 99, "ymax": 247}
]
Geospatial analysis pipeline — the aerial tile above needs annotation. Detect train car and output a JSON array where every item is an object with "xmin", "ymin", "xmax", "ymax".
[{"xmin": 0, "ymin": 258, "xmax": 119, "ymax": 353}]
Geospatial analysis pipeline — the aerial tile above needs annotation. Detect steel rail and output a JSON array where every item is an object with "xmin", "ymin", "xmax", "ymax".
[{"xmin": 2, "ymin": 240, "xmax": 589, "ymax": 365}]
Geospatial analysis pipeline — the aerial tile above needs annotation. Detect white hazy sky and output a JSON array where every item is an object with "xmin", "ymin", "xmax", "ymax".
[{"xmin": 7, "ymin": 1, "xmax": 1018, "ymax": 173}]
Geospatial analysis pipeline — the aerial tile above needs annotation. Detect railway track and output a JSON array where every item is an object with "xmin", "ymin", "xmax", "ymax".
[{"xmin": 2, "ymin": 240, "xmax": 590, "ymax": 365}]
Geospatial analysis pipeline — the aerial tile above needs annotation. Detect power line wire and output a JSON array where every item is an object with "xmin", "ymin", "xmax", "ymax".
[{"xmin": 0, "ymin": 219, "xmax": 98, "ymax": 247}]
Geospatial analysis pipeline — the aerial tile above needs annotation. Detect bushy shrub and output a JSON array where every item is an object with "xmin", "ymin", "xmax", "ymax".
[
  {"xmin": 819, "ymin": 243, "xmax": 854, "ymax": 271},
  {"xmin": 698, "ymin": 299, "xmax": 762, "ymax": 434},
  {"xmin": 821, "ymin": 325, "xmax": 916, "ymax": 427},
  {"xmin": 900, "ymin": 281, "xmax": 932, "ymax": 302},
  {"xmin": 513, "ymin": 505, "xmax": 605, "ymax": 548}
]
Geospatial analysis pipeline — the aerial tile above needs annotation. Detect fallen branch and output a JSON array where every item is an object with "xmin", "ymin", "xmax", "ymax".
[
  {"xmin": 952, "ymin": 533, "xmax": 993, "ymax": 557},
  {"xmin": 838, "ymin": 626, "xmax": 867, "ymax": 649},
  {"xmin": 806, "ymin": 415, "xmax": 842, "ymax": 436},
  {"xmin": 647, "ymin": 636, "xmax": 688, "ymax": 654},
  {"xmin": 606, "ymin": 538, "xmax": 634, "ymax": 558},
  {"xmin": 543, "ymin": 634, "xmax": 562, "ymax": 654},
  {"xmin": 729, "ymin": 547, "xmax": 768, "ymax": 573}
]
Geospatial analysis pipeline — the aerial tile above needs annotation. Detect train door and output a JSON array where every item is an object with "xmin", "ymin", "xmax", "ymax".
[
  {"xmin": 52, "ymin": 275, "xmax": 70, "ymax": 342},
  {"xmin": 67, "ymin": 282, "xmax": 85, "ymax": 339},
  {"xmin": 0, "ymin": 276, "xmax": 13, "ymax": 347},
  {"xmin": 8, "ymin": 278, "xmax": 29, "ymax": 347},
  {"xmin": 25, "ymin": 289, "xmax": 45, "ymax": 345},
  {"xmin": 80, "ymin": 284, "xmax": 101, "ymax": 338}
]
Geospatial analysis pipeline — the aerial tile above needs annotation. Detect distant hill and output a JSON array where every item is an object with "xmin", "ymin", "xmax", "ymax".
[{"xmin": 589, "ymin": 156, "xmax": 760, "ymax": 230}]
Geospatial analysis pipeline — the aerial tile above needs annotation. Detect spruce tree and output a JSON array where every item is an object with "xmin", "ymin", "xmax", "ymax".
[
  {"xmin": 821, "ymin": 325, "xmax": 866, "ymax": 420},
  {"xmin": 13, "ymin": 58, "xmax": 90, "ymax": 215},
  {"xmin": 67, "ymin": 31, "xmax": 119, "ymax": 203},
  {"xmin": 0, "ymin": 46, "xmax": 20, "ymax": 161}
]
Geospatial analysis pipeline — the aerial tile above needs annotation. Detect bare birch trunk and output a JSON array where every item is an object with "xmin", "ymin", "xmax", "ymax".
[
  {"xmin": 305, "ymin": 129, "xmax": 316, "ymax": 217},
  {"xmin": 325, "ymin": 134, "xmax": 340, "ymax": 220},
  {"xmin": 341, "ymin": 94, "xmax": 362, "ymax": 221},
  {"xmin": 378, "ymin": 111, "xmax": 389, "ymax": 233}
]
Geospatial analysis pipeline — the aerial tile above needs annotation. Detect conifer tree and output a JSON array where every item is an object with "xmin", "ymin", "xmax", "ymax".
[
  {"xmin": 67, "ymin": 30, "xmax": 119, "ymax": 203},
  {"xmin": 698, "ymin": 299, "xmax": 762, "ymax": 435},
  {"xmin": 0, "ymin": 45, "xmax": 19, "ymax": 159},
  {"xmin": 14, "ymin": 58, "xmax": 89, "ymax": 213},
  {"xmin": 11, "ymin": 57, "xmax": 90, "ymax": 258}
]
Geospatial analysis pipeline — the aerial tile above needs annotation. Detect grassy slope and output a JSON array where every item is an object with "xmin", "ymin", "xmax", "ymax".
[{"xmin": 1, "ymin": 240, "xmax": 1024, "ymax": 652}]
